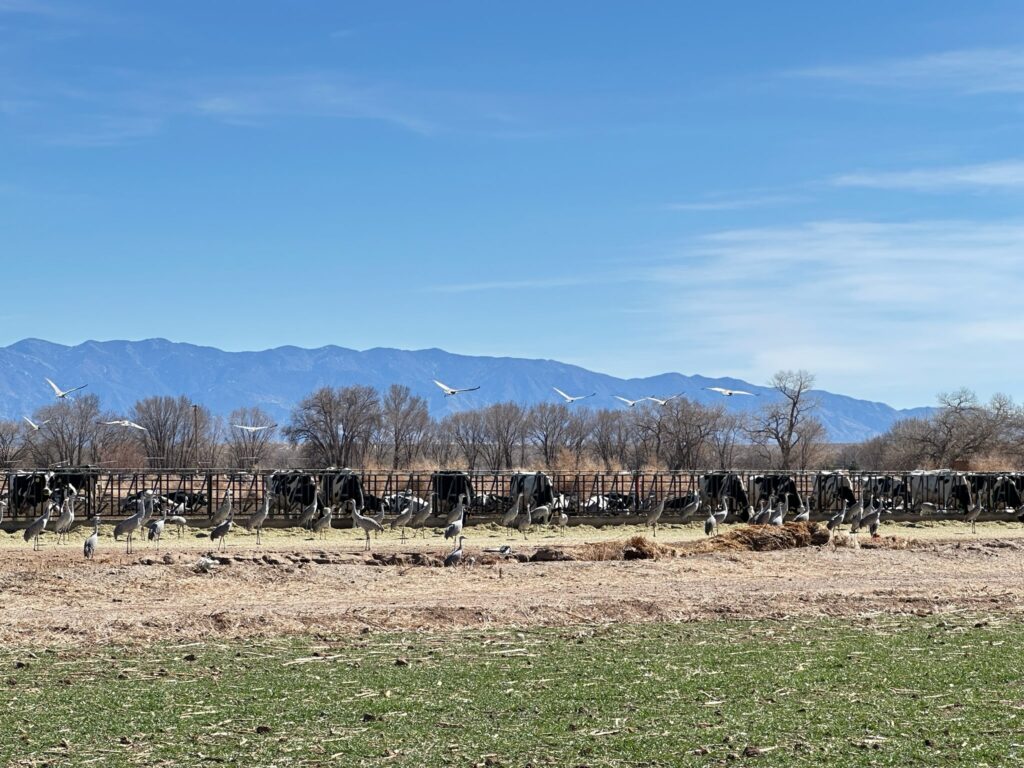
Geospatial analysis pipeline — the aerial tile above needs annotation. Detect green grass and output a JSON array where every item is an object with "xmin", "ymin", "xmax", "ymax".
[{"xmin": 2, "ymin": 617, "xmax": 1024, "ymax": 766}]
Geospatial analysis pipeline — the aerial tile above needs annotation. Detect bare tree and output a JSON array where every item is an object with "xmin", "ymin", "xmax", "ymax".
[
  {"xmin": 590, "ymin": 410, "xmax": 631, "ymax": 470},
  {"xmin": 481, "ymin": 402, "xmax": 526, "ymax": 470},
  {"xmin": 284, "ymin": 386, "xmax": 381, "ymax": 467},
  {"xmin": 657, "ymin": 398, "xmax": 718, "ymax": 470},
  {"xmin": 225, "ymin": 407, "xmax": 277, "ymax": 468},
  {"xmin": 0, "ymin": 420, "xmax": 27, "ymax": 468},
  {"xmin": 380, "ymin": 385, "xmax": 431, "ymax": 469},
  {"xmin": 527, "ymin": 403, "xmax": 571, "ymax": 468},
  {"xmin": 445, "ymin": 410, "xmax": 486, "ymax": 470},
  {"xmin": 27, "ymin": 395, "xmax": 105, "ymax": 466},
  {"xmin": 708, "ymin": 409, "xmax": 743, "ymax": 469},
  {"xmin": 749, "ymin": 370, "xmax": 821, "ymax": 470},
  {"xmin": 563, "ymin": 410, "xmax": 593, "ymax": 469},
  {"xmin": 129, "ymin": 396, "xmax": 218, "ymax": 468}
]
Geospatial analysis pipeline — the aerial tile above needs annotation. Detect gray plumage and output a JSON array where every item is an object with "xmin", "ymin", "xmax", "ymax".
[
  {"xmin": 517, "ymin": 505, "xmax": 532, "ymax": 540},
  {"xmin": 445, "ymin": 494, "xmax": 466, "ymax": 525},
  {"xmin": 410, "ymin": 496, "xmax": 434, "ymax": 537},
  {"xmin": 83, "ymin": 517, "xmax": 99, "ymax": 559},
  {"xmin": 114, "ymin": 502, "xmax": 146, "ymax": 554},
  {"xmin": 210, "ymin": 513, "xmax": 234, "ymax": 551},
  {"xmin": 311, "ymin": 506, "xmax": 333, "ymax": 539},
  {"xmin": 678, "ymin": 496, "xmax": 701, "ymax": 522},
  {"xmin": 769, "ymin": 500, "xmax": 785, "ymax": 527},
  {"xmin": 501, "ymin": 494, "xmax": 523, "ymax": 528},
  {"xmin": 964, "ymin": 502, "xmax": 983, "ymax": 534},
  {"xmin": 297, "ymin": 497, "xmax": 319, "ymax": 529},
  {"xmin": 246, "ymin": 496, "xmax": 271, "ymax": 544},
  {"xmin": 54, "ymin": 497, "xmax": 75, "ymax": 544},
  {"xmin": 827, "ymin": 501, "xmax": 848, "ymax": 533},
  {"xmin": 24, "ymin": 501, "xmax": 53, "ymax": 550},
  {"xmin": 444, "ymin": 536, "xmax": 466, "ymax": 567},
  {"xmin": 704, "ymin": 512, "xmax": 716, "ymax": 537},
  {"xmin": 350, "ymin": 500, "xmax": 383, "ymax": 551},
  {"xmin": 211, "ymin": 489, "xmax": 233, "ymax": 527},
  {"xmin": 646, "ymin": 498, "xmax": 666, "ymax": 537},
  {"xmin": 444, "ymin": 508, "xmax": 465, "ymax": 541}
]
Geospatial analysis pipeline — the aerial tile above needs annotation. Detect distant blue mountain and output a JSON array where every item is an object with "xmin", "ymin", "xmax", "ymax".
[{"xmin": 0, "ymin": 338, "xmax": 933, "ymax": 443}]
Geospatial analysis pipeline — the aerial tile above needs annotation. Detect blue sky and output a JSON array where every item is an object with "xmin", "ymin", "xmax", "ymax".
[{"xmin": 2, "ymin": 1, "xmax": 1024, "ymax": 408}]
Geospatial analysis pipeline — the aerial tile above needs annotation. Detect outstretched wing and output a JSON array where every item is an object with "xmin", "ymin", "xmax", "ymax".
[
  {"xmin": 22, "ymin": 416, "xmax": 37, "ymax": 429},
  {"xmin": 613, "ymin": 396, "xmax": 634, "ymax": 405},
  {"xmin": 552, "ymin": 386, "xmax": 572, "ymax": 402},
  {"xmin": 44, "ymin": 377, "xmax": 63, "ymax": 396},
  {"xmin": 433, "ymin": 379, "xmax": 454, "ymax": 394}
]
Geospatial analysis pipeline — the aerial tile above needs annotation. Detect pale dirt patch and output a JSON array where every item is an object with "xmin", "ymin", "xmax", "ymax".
[{"xmin": 0, "ymin": 519, "xmax": 1022, "ymax": 646}]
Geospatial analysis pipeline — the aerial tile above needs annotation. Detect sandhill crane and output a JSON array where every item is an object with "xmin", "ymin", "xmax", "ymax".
[
  {"xmin": 752, "ymin": 500, "xmax": 770, "ymax": 525},
  {"xmin": 210, "ymin": 512, "xmax": 234, "ymax": 551},
  {"xmin": 246, "ymin": 495, "xmax": 271, "ymax": 544},
  {"xmin": 702, "ymin": 386, "xmax": 758, "ymax": 397},
  {"xmin": 211, "ymin": 489, "xmax": 233, "ymax": 526},
  {"xmin": 792, "ymin": 503, "xmax": 810, "ymax": 522},
  {"xmin": 411, "ymin": 495, "xmax": 435, "ymax": 537},
  {"xmin": 714, "ymin": 505, "xmax": 728, "ymax": 530},
  {"xmin": 54, "ymin": 496, "xmax": 75, "ymax": 544},
  {"xmin": 350, "ymin": 500, "xmax": 383, "ymax": 550},
  {"xmin": 23, "ymin": 416, "xmax": 48, "ymax": 431},
  {"xmin": 444, "ymin": 503, "xmax": 465, "ymax": 542},
  {"xmin": 848, "ymin": 496, "xmax": 865, "ymax": 534},
  {"xmin": 678, "ymin": 495, "xmax": 701, "ymax": 522},
  {"xmin": 114, "ymin": 498, "xmax": 147, "ymax": 554},
  {"xmin": 446, "ymin": 494, "xmax": 466, "ymax": 525},
  {"xmin": 769, "ymin": 499, "xmax": 785, "ymax": 526},
  {"xmin": 965, "ymin": 501, "xmax": 983, "ymax": 534},
  {"xmin": 370, "ymin": 505, "xmax": 385, "ymax": 536},
  {"xmin": 516, "ymin": 505, "xmax": 532, "ymax": 540},
  {"xmin": 556, "ymin": 508, "xmax": 568, "ymax": 534},
  {"xmin": 45, "ymin": 377, "xmax": 87, "ymax": 399},
  {"xmin": 501, "ymin": 495, "xmax": 524, "ymax": 532},
  {"xmin": 391, "ymin": 499, "xmax": 418, "ymax": 542},
  {"xmin": 297, "ymin": 496, "xmax": 319, "ymax": 529},
  {"xmin": 433, "ymin": 379, "xmax": 480, "ymax": 397},
  {"xmin": 553, "ymin": 387, "xmax": 595, "ymax": 404},
  {"xmin": 827, "ymin": 501, "xmax": 848, "ymax": 536},
  {"xmin": 83, "ymin": 516, "xmax": 99, "ymax": 559},
  {"xmin": 444, "ymin": 536, "xmax": 466, "ymax": 567},
  {"xmin": 165, "ymin": 500, "xmax": 188, "ymax": 538},
  {"xmin": 312, "ymin": 506, "xmax": 333, "ymax": 540},
  {"xmin": 646, "ymin": 498, "xmax": 666, "ymax": 537},
  {"xmin": 704, "ymin": 510, "xmax": 716, "ymax": 536},
  {"xmin": 862, "ymin": 497, "xmax": 883, "ymax": 537},
  {"xmin": 24, "ymin": 501, "xmax": 53, "ymax": 550},
  {"xmin": 147, "ymin": 512, "xmax": 166, "ymax": 549}
]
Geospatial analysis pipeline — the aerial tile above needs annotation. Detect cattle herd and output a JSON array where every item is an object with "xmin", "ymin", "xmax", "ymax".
[{"xmin": 1, "ymin": 467, "xmax": 1022, "ymax": 537}]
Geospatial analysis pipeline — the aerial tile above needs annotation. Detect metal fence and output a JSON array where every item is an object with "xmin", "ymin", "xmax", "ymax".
[{"xmin": 2, "ymin": 467, "xmax": 1016, "ymax": 520}]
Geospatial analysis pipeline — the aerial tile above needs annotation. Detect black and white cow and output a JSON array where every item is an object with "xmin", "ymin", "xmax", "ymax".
[
  {"xmin": 509, "ymin": 472, "xmax": 554, "ymax": 510},
  {"xmin": 860, "ymin": 475, "xmax": 903, "ymax": 508},
  {"xmin": 269, "ymin": 471, "xmax": 319, "ymax": 512},
  {"xmin": 967, "ymin": 474, "xmax": 1022, "ymax": 511},
  {"xmin": 698, "ymin": 472, "xmax": 749, "ymax": 515},
  {"xmin": 751, "ymin": 474, "xmax": 803, "ymax": 512},
  {"xmin": 431, "ymin": 471, "xmax": 475, "ymax": 513},
  {"xmin": 9, "ymin": 471, "xmax": 54, "ymax": 514},
  {"xmin": 811, "ymin": 472, "xmax": 857, "ymax": 512},
  {"xmin": 320, "ymin": 470, "xmax": 365, "ymax": 509},
  {"xmin": 905, "ymin": 470, "xmax": 973, "ymax": 513},
  {"xmin": 162, "ymin": 490, "xmax": 210, "ymax": 512}
]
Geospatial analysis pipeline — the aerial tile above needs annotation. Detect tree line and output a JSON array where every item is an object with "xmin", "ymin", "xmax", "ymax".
[{"xmin": 0, "ymin": 372, "xmax": 1021, "ymax": 471}]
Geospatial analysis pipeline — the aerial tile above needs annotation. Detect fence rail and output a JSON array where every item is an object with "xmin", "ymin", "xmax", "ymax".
[{"xmin": 1, "ymin": 467, "xmax": 1017, "ymax": 520}]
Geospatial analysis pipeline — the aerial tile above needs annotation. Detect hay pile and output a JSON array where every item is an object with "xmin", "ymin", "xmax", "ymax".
[
  {"xmin": 689, "ymin": 522, "xmax": 831, "ymax": 553},
  {"xmin": 577, "ymin": 535, "xmax": 676, "ymax": 562}
]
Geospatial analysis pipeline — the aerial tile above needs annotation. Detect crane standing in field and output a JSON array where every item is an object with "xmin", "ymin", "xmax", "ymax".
[
  {"xmin": 83, "ymin": 516, "xmax": 99, "ymax": 559},
  {"xmin": 54, "ymin": 493, "xmax": 76, "ymax": 544},
  {"xmin": 501, "ymin": 493, "xmax": 523, "ymax": 537},
  {"xmin": 114, "ymin": 497, "xmax": 147, "ymax": 554},
  {"xmin": 311, "ymin": 506, "xmax": 333, "ymax": 540},
  {"xmin": 444, "ymin": 501, "xmax": 466, "ymax": 542},
  {"xmin": 210, "ymin": 511, "xmax": 234, "ymax": 551},
  {"xmin": 444, "ymin": 536, "xmax": 466, "ymax": 567},
  {"xmin": 211, "ymin": 488, "xmax": 233, "ymax": 527},
  {"xmin": 646, "ymin": 497, "xmax": 666, "ymax": 538},
  {"xmin": 516, "ymin": 504, "xmax": 533, "ymax": 540},
  {"xmin": 410, "ymin": 494, "xmax": 435, "ymax": 537},
  {"xmin": 349, "ymin": 499, "xmax": 383, "ymax": 551},
  {"xmin": 23, "ymin": 501, "xmax": 53, "ymax": 551},
  {"xmin": 147, "ymin": 510, "xmax": 166, "ymax": 549},
  {"xmin": 391, "ymin": 498, "xmax": 418, "ymax": 542},
  {"xmin": 246, "ymin": 495, "xmax": 271, "ymax": 544}
]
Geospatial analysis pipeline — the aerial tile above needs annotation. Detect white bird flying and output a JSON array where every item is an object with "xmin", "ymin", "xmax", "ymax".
[
  {"xmin": 433, "ymin": 379, "xmax": 480, "ymax": 397},
  {"xmin": 613, "ymin": 396, "xmax": 645, "ymax": 408},
  {"xmin": 23, "ymin": 416, "xmax": 49, "ymax": 431},
  {"xmin": 45, "ymin": 377, "xmax": 88, "ymax": 399},
  {"xmin": 552, "ymin": 387, "xmax": 595, "ymax": 404},
  {"xmin": 103, "ymin": 420, "xmax": 148, "ymax": 431},
  {"xmin": 645, "ymin": 394, "xmax": 681, "ymax": 406},
  {"xmin": 703, "ymin": 387, "xmax": 758, "ymax": 397},
  {"xmin": 232, "ymin": 424, "xmax": 277, "ymax": 432}
]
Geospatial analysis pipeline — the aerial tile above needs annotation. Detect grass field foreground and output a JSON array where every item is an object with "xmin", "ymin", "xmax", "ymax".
[{"xmin": 2, "ymin": 616, "xmax": 1023, "ymax": 766}]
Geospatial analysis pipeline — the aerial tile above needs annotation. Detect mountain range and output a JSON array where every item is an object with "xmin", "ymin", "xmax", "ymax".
[{"xmin": 0, "ymin": 338, "xmax": 934, "ymax": 443}]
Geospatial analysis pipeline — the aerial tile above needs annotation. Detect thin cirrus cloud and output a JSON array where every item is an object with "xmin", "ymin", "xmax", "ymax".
[
  {"xmin": 664, "ymin": 194, "xmax": 805, "ymax": 212},
  {"xmin": 832, "ymin": 160, "xmax": 1024, "ymax": 192},
  {"xmin": 641, "ymin": 218, "xmax": 1024, "ymax": 402},
  {"xmin": 793, "ymin": 47, "xmax": 1024, "ymax": 94}
]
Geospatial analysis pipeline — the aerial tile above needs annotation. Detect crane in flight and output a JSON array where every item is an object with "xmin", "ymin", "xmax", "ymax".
[
  {"xmin": 103, "ymin": 420, "xmax": 148, "ymax": 431},
  {"xmin": 433, "ymin": 379, "xmax": 480, "ymax": 397},
  {"xmin": 703, "ymin": 386, "xmax": 759, "ymax": 397},
  {"xmin": 232, "ymin": 424, "xmax": 277, "ymax": 432},
  {"xmin": 22, "ymin": 416, "xmax": 48, "ymax": 431},
  {"xmin": 613, "ymin": 396, "xmax": 645, "ymax": 408},
  {"xmin": 45, "ymin": 377, "xmax": 88, "ymax": 399},
  {"xmin": 645, "ymin": 394, "xmax": 681, "ymax": 406},
  {"xmin": 552, "ymin": 387, "xmax": 595, "ymax": 404}
]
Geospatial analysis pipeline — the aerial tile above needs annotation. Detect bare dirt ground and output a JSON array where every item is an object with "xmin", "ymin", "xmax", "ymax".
[{"xmin": 1, "ymin": 520, "xmax": 1023, "ymax": 646}]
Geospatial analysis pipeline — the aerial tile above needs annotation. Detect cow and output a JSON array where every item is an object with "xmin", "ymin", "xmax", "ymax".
[
  {"xmin": 320, "ymin": 470, "xmax": 365, "ymax": 510},
  {"xmin": 509, "ymin": 472, "xmax": 554, "ymax": 511},
  {"xmin": 161, "ymin": 490, "xmax": 210, "ymax": 512},
  {"xmin": 698, "ymin": 472, "xmax": 749, "ymax": 516},
  {"xmin": 811, "ymin": 472, "xmax": 857, "ymax": 512},
  {"xmin": 9, "ymin": 471, "xmax": 54, "ymax": 515},
  {"xmin": 750, "ymin": 474, "xmax": 803, "ymax": 512},
  {"xmin": 269, "ymin": 471, "xmax": 319, "ymax": 512},
  {"xmin": 967, "ymin": 474, "xmax": 1022, "ymax": 512},
  {"xmin": 431, "ymin": 471, "xmax": 475, "ymax": 514},
  {"xmin": 860, "ymin": 475, "xmax": 903, "ymax": 509},
  {"xmin": 905, "ymin": 470, "xmax": 973, "ymax": 513}
]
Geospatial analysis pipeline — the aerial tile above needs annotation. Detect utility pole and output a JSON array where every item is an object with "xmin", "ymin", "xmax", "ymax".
[{"xmin": 192, "ymin": 403, "xmax": 199, "ymax": 468}]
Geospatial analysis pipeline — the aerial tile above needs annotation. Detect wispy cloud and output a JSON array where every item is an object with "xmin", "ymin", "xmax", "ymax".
[
  {"xmin": 794, "ymin": 47, "xmax": 1024, "ymax": 93},
  {"xmin": 428, "ymin": 274, "xmax": 624, "ymax": 295},
  {"xmin": 832, "ymin": 160, "xmax": 1024, "ymax": 191},
  {"xmin": 640, "ymin": 219, "xmax": 1024, "ymax": 402},
  {"xmin": 664, "ymin": 194, "xmax": 804, "ymax": 212},
  {"xmin": 43, "ymin": 115, "xmax": 162, "ymax": 147}
]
